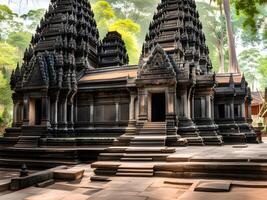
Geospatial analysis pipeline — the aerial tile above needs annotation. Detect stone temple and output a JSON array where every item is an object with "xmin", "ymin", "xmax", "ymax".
[{"xmin": 0, "ymin": 0, "xmax": 257, "ymax": 167}]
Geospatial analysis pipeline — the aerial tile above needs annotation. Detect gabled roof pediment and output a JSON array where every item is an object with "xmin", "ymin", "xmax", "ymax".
[{"xmin": 137, "ymin": 44, "xmax": 176, "ymax": 81}]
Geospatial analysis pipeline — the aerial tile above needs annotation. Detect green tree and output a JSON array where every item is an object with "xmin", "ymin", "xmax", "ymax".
[
  {"xmin": 7, "ymin": 31, "xmax": 32, "ymax": 58},
  {"xmin": 197, "ymin": 1, "xmax": 228, "ymax": 73},
  {"xmin": 258, "ymin": 57, "xmax": 267, "ymax": 89},
  {"xmin": 238, "ymin": 49, "xmax": 262, "ymax": 90},
  {"xmin": 0, "ymin": 4, "xmax": 14, "ymax": 21},
  {"xmin": 92, "ymin": 0, "xmax": 115, "ymax": 38},
  {"xmin": 0, "ymin": 42, "xmax": 20, "ymax": 70},
  {"xmin": 20, "ymin": 9, "xmax": 46, "ymax": 33}
]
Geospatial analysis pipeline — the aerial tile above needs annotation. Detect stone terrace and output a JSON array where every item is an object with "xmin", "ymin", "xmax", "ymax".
[{"xmin": 1, "ymin": 164, "xmax": 267, "ymax": 200}]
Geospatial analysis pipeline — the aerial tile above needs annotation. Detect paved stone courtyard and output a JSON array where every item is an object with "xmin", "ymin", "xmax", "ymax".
[
  {"xmin": 1, "ymin": 143, "xmax": 267, "ymax": 199},
  {"xmin": 1, "ymin": 164, "xmax": 267, "ymax": 200}
]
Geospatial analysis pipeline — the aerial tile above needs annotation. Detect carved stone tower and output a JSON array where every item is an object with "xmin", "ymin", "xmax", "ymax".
[
  {"xmin": 139, "ymin": 0, "xmax": 222, "ymax": 145},
  {"xmin": 10, "ymin": 0, "xmax": 100, "ymax": 140},
  {"xmin": 98, "ymin": 31, "xmax": 129, "ymax": 67}
]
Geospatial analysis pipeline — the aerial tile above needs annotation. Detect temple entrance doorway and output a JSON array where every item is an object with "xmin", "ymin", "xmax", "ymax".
[
  {"xmin": 34, "ymin": 99, "xmax": 42, "ymax": 125},
  {"xmin": 151, "ymin": 93, "xmax": 166, "ymax": 122}
]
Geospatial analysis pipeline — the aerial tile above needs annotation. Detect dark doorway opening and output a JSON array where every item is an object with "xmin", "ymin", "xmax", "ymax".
[
  {"xmin": 35, "ymin": 99, "xmax": 42, "ymax": 125},
  {"xmin": 218, "ymin": 104, "xmax": 225, "ymax": 118},
  {"xmin": 151, "ymin": 93, "xmax": 166, "ymax": 122}
]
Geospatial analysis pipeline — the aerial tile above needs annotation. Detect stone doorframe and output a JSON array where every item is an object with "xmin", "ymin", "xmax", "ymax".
[{"xmin": 138, "ymin": 86, "xmax": 177, "ymax": 123}]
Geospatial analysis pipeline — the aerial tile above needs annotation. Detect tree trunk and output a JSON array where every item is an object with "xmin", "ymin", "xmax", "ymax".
[
  {"xmin": 218, "ymin": 9, "xmax": 225, "ymax": 73},
  {"xmin": 218, "ymin": 42, "xmax": 225, "ymax": 73},
  {"xmin": 223, "ymin": 0, "xmax": 240, "ymax": 74}
]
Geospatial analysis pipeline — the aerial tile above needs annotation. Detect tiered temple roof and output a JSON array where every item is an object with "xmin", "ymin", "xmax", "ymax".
[
  {"xmin": 142, "ymin": 0, "xmax": 212, "ymax": 75},
  {"xmin": 10, "ymin": 0, "xmax": 99, "ymax": 91},
  {"xmin": 98, "ymin": 31, "xmax": 129, "ymax": 68}
]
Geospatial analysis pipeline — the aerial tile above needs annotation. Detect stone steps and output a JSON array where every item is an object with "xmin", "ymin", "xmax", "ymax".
[
  {"xmin": 120, "ymin": 157, "xmax": 153, "ymax": 161},
  {"xmin": 92, "ymin": 161, "xmax": 267, "ymax": 179},
  {"xmin": 130, "ymin": 141, "xmax": 166, "ymax": 147},
  {"xmin": 15, "ymin": 136, "xmax": 40, "ymax": 148},
  {"xmin": 116, "ymin": 172, "xmax": 153, "ymax": 177},
  {"xmin": 116, "ymin": 166, "xmax": 154, "ymax": 177},
  {"xmin": 98, "ymin": 152, "xmax": 169, "ymax": 162}
]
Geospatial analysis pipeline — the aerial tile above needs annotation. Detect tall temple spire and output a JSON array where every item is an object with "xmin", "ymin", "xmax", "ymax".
[
  {"xmin": 11, "ymin": 0, "xmax": 99, "ymax": 90},
  {"xmin": 98, "ymin": 31, "xmax": 129, "ymax": 67},
  {"xmin": 142, "ymin": 0, "xmax": 212, "ymax": 75}
]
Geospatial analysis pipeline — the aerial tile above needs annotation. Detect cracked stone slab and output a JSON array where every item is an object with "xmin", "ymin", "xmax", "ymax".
[{"xmin": 194, "ymin": 181, "xmax": 231, "ymax": 192}]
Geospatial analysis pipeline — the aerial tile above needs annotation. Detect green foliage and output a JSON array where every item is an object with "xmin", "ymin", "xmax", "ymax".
[
  {"xmin": 258, "ymin": 57, "xmax": 267, "ymax": 89},
  {"xmin": 233, "ymin": 0, "xmax": 267, "ymax": 33},
  {"xmin": 238, "ymin": 48, "xmax": 262, "ymax": 90},
  {"xmin": 20, "ymin": 9, "xmax": 46, "ymax": 32},
  {"xmin": 92, "ymin": 1, "xmax": 141, "ymax": 64},
  {"xmin": 93, "ymin": 1, "xmax": 115, "ymax": 38},
  {"xmin": 7, "ymin": 32, "xmax": 31, "ymax": 52},
  {"xmin": 0, "ymin": 70, "xmax": 12, "ymax": 110},
  {"xmin": 0, "ymin": 4, "xmax": 15, "ymax": 22},
  {"xmin": 197, "ymin": 1, "xmax": 228, "ymax": 72},
  {"xmin": 0, "ymin": 42, "xmax": 20, "ymax": 70}
]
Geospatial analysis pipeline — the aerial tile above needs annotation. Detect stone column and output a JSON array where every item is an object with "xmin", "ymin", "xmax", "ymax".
[
  {"xmin": 166, "ymin": 87, "xmax": 176, "ymax": 118},
  {"xmin": 206, "ymin": 96, "xmax": 211, "ymax": 118},
  {"xmin": 90, "ymin": 103, "xmax": 94, "ymax": 124},
  {"xmin": 191, "ymin": 93, "xmax": 195, "ymax": 120},
  {"xmin": 12, "ymin": 102, "xmax": 17, "ymax": 127},
  {"xmin": 129, "ymin": 94, "xmax": 136, "ymax": 121},
  {"xmin": 115, "ymin": 102, "xmax": 119, "ymax": 123},
  {"xmin": 58, "ymin": 98, "xmax": 68, "ymax": 130},
  {"xmin": 230, "ymin": 103, "xmax": 234, "ymax": 119},
  {"xmin": 241, "ymin": 102, "xmax": 245, "ymax": 118},
  {"xmin": 247, "ymin": 103, "xmax": 252, "ymax": 120},
  {"xmin": 201, "ymin": 97, "xmax": 206, "ymax": 118},
  {"xmin": 23, "ymin": 95, "xmax": 29, "ymax": 126},
  {"xmin": 181, "ymin": 89, "xmax": 188, "ymax": 118},
  {"xmin": 138, "ymin": 89, "xmax": 148, "ymax": 121},
  {"xmin": 68, "ymin": 103, "xmax": 74, "ymax": 129},
  {"xmin": 51, "ymin": 97, "xmax": 58, "ymax": 129},
  {"xmin": 41, "ymin": 95, "xmax": 50, "ymax": 127}
]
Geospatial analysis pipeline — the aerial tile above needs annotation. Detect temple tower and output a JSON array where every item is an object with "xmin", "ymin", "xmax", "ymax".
[
  {"xmin": 140, "ymin": 0, "xmax": 222, "ymax": 145},
  {"xmin": 9, "ymin": 0, "xmax": 99, "ymax": 141},
  {"xmin": 98, "ymin": 31, "xmax": 129, "ymax": 67}
]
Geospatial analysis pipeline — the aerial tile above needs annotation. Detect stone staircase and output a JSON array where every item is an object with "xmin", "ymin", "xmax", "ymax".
[
  {"xmin": 98, "ymin": 146, "xmax": 175, "ymax": 162},
  {"xmin": 116, "ymin": 166, "xmax": 154, "ymax": 177},
  {"xmin": 93, "ymin": 122, "xmax": 181, "ymax": 176},
  {"xmin": 15, "ymin": 136, "xmax": 40, "ymax": 148}
]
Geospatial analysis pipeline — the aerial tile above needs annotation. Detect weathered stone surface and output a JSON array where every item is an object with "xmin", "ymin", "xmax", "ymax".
[
  {"xmin": 53, "ymin": 169, "xmax": 84, "ymax": 181},
  {"xmin": 10, "ymin": 166, "xmax": 66, "ymax": 191},
  {"xmin": 194, "ymin": 181, "xmax": 231, "ymax": 192}
]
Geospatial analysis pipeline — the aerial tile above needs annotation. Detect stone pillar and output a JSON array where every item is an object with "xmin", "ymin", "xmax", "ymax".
[
  {"xmin": 181, "ymin": 89, "xmax": 188, "ymax": 118},
  {"xmin": 68, "ymin": 103, "xmax": 74, "ymax": 129},
  {"xmin": 191, "ymin": 93, "xmax": 195, "ymax": 120},
  {"xmin": 41, "ymin": 94, "xmax": 50, "ymax": 126},
  {"xmin": 41, "ymin": 95, "xmax": 50, "ymax": 127},
  {"xmin": 230, "ymin": 103, "xmax": 234, "ymax": 119},
  {"xmin": 138, "ymin": 89, "xmax": 148, "ymax": 121},
  {"xmin": 58, "ymin": 98, "xmax": 68, "ymax": 130},
  {"xmin": 206, "ymin": 96, "xmax": 211, "ymax": 118},
  {"xmin": 167, "ymin": 87, "xmax": 176, "ymax": 116},
  {"xmin": 90, "ymin": 103, "xmax": 94, "ymax": 124},
  {"xmin": 247, "ymin": 103, "xmax": 252, "ymax": 120},
  {"xmin": 12, "ymin": 101, "xmax": 18, "ymax": 127},
  {"xmin": 241, "ymin": 102, "xmax": 245, "ymax": 118},
  {"xmin": 115, "ymin": 102, "xmax": 119, "ymax": 123},
  {"xmin": 129, "ymin": 94, "xmax": 136, "ymax": 121},
  {"xmin": 51, "ymin": 97, "xmax": 58, "ymax": 129},
  {"xmin": 201, "ymin": 97, "xmax": 206, "ymax": 118},
  {"xmin": 23, "ymin": 95, "xmax": 29, "ymax": 126}
]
